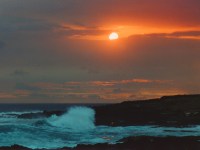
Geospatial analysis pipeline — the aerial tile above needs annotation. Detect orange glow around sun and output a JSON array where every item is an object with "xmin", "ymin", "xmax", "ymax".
[{"xmin": 109, "ymin": 32, "xmax": 119, "ymax": 40}]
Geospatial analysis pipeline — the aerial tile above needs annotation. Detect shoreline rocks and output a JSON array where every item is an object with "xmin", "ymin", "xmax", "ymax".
[
  {"xmin": 94, "ymin": 94, "xmax": 200, "ymax": 127},
  {"xmin": 3, "ymin": 94, "xmax": 200, "ymax": 150},
  {"xmin": 17, "ymin": 94, "xmax": 200, "ymax": 127}
]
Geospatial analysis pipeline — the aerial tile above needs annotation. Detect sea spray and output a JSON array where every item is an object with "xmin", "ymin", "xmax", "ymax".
[
  {"xmin": 2, "ymin": 108, "xmax": 200, "ymax": 149},
  {"xmin": 47, "ymin": 106, "xmax": 95, "ymax": 131}
]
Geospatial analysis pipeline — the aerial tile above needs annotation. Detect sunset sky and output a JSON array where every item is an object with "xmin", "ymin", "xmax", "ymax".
[{"xmin": 0, "ymin": 0, "xmax": 200, "ymax": 103}]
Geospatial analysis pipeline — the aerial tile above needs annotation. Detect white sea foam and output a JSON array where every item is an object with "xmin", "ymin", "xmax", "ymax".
[
  {"xmin": 0, "ymin": 110, "xmax": 43, "ymax": 117},
  {"xmin": 47, "ymin": 107, "xmax": 95, "ymax": 131},
  {"xmin": 1, "ymin": 107, "xmax": 200, "ymax": 149}
]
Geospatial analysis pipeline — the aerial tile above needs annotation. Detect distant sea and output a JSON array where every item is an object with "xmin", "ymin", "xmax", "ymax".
[{"xmin": 0, "ymin": 103, "xmax": 101, "ymax": 112}]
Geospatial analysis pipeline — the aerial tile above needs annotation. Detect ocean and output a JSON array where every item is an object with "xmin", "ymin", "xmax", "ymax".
[{"xmin": 0, "ymin": 104, "xmax": 200, "ymax": 149}]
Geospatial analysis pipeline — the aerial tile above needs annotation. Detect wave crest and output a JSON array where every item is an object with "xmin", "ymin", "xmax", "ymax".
[{"xmin": 47, "ymin": 107, "xmax": 95, "ymax": 131}]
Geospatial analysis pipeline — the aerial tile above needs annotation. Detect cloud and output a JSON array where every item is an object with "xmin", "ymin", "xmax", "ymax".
[
  {"xmin": 0, "ymin": 92, "xmax": 16, "ymax": 99},
  {"xmin": 0, "ymin": 1, "xmax": 200, "ymax": 103},
  {"xmin": 0, "ymin": 16, "xmax": 58, "ymax": 38},
  {"xmin": 146, "ymin": 30, "xmax": 200, "ymax": 40},
  {"xmin": 11, "ymin": 70, "xmax": 29, "ymax": 77},
  {"xmin": 1, "ymin": 0, "xmax": 200, "ymax": 34},
  {"xmin": 112, "ymin": 88, "xmax": 123, "ymax": 94},
  {"xmin": 0, "ymin": 32, "xmax": 199, "ymax": 87},
  {"xmin": 15, "ymin": 83, "xmax": 41, "ymax": 91},
  {"xmin": 87, "ymin": 94, "xmax": 101, "ymax": 100},
  {"xmin": 0, "ymin": 41, "xmax": 5, "ymax": 49},
  {"xmin": 11, "ymin": 79, "xmax": 174, "ymax": 102},
  {"xmin": 29, "ymin": 93, "xmax": 50, "ymax": 99},
  {"xmin": 39, "ymin": 0, "xmax": 197, "ymax": 27},
  {"xmin": 171, "ymin": 31, "xmax": 200, "ymax": 37},
  {"xmin": 59, "ymin": 24, "xmax": 110, "ymax": 34},
  {"xmin": 122, "ymin": 34, "xmax": 200, "ymax": 81}
]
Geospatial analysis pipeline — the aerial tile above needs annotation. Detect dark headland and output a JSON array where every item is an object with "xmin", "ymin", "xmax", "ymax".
[
  {"xmin": 3, "ymin": 94, "xmax": 200, "ymax": 150},
  {"xmin": 94, "ymin": 94, "xmax": 200, "ymax": 127},
  {"xmin": 18, "ymin": 94, "xmax": 200, "ymax": 127}
]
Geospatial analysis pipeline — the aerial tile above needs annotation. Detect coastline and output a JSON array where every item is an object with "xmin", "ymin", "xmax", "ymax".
[
  {"xmin": 1, "ymin": 136, "xmax": 200, "ymax": 150},
  {"xmin": 17, "ymin": 94, "xmax": 200, "ymax": 127},
  {"xmin": 1, "ymin": 94, "xmax": 200, "ymax": 150}
]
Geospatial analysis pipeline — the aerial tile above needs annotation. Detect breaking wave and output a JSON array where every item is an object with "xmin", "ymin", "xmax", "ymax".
[
  {"xmin": 47, "ymin": 107, "xmax": 95, "ymax": 131},
  {"xmin": 1, "ymin": 106, "xmax": 200, "ymax": 149}
]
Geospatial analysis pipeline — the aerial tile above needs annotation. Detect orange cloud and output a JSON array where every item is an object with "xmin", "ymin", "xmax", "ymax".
[
  {"xmin": 0, "ymin": 92, "xmax": 17, "ymax": 99},
  {"xmin": 11, "ymin": 78, "xmax": 175, "ymax": 102},
  {"xmin": 121, "ymin": 79, "xmax": 153, "ymax": 84},
  {"xmin": 15, "ymin": 90, "xmax": 31, "ymax": 97}
]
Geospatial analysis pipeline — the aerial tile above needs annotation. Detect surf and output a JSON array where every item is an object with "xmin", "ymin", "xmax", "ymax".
[{"xmin": 46, "ymin": 107, "xmax": 95, "ymax": 131}]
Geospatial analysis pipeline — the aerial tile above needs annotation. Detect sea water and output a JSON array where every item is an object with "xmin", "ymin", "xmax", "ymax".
[{"xmin": 0, "ymin": 104, "xmax": 200, "ymax": 149}]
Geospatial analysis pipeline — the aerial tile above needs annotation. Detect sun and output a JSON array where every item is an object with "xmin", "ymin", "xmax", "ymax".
[{"xmin": 109, "ymin": 32, "xmax": 119, "ymax": 40}]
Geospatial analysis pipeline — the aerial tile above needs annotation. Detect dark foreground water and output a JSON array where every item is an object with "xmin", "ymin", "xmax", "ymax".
[{"xmin": 0, "ymin": 104, "xmax": 200, "ymax": 149}]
